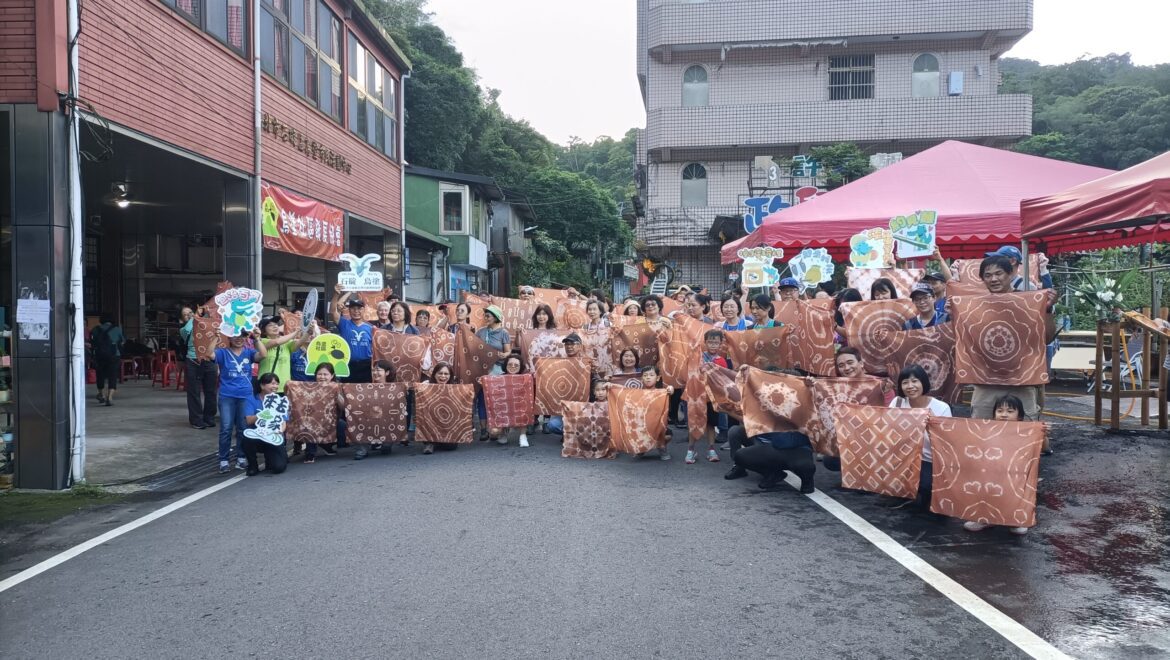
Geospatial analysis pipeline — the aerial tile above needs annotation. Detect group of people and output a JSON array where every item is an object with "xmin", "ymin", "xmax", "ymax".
[{"xmin": 157, "ymin": 244, "xmax": 1058, "ymax": 536}]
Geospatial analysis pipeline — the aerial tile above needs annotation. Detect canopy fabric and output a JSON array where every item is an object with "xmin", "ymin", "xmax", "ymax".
[
  {"xmin": 721, "ymin": 141, "xmax": 1113, "ymax": 264},
  {"xmin": 1020, "ymin": 150, "xmax": 1170, "ymax": 255}
]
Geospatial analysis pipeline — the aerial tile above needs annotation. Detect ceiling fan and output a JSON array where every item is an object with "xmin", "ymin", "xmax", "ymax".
[{"xmin": 100, "ymin": 182, "xmax": 166, "ymax": 208}]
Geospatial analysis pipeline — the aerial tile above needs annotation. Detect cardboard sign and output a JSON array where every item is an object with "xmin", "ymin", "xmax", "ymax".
[
  {"xmin": 737, "ymin": 246, "xmax": 784, "ymax": 288},
  {"xmin": 214, "ymin": 288, "xmax": 264, "ymax": 337},
  {"xmin": 306, "ymin": 333, "xmax": 351, "ymax": 378},
  {"xmin": 848, "ymin": 228, "xmax": 894, "ymax": 269},
  {"xmin": 788, "ymin": 248, "xmax": 834, "ymax": 289},
  {"xmin": 242, "ymin": 393, "xmax": 289, "ymax": 446},
  {"xmin": 337, "ymin": 253, "xmax": 384, "ymax": 292},
  {"xmin": 890, "ymin": 210, "xmax": 938, "ymax": 259}
]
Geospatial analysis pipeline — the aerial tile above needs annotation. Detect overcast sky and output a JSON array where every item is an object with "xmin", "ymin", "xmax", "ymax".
[{"xmin": 423, "ymin": 0, "xmax": 1166, "ymax": 146}]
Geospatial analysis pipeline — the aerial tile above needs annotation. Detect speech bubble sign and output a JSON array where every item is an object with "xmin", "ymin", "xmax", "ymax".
[
  {"xmin": 789, "ymin": 248, "xmax": 834, "ymax": 289},
  {"xmin": 214, "ymin": 287, "xmax": 264, "ymax": 337},
  {"xmin": 890, "ymin": 210, "xmax": 938, "ymax": 259},
  {"xmin": 849, "ymin": 228, "xmax": 894, "ymax": 269}
]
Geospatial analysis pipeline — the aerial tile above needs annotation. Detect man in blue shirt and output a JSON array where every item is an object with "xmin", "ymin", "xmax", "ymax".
[
  {"xmin": 903, "ymin": 284, "xmax": 950, "ymax": 330},
  {"xmin": 922, "ymin": 272, "xmax": 949, "ymax": 317},
  {"xmin": 179, "ymin": 306, "xmax": 218, "ymax": 429},
  {"xmin": 985, "ymin": 245, "xmax": 1054, "ymax": 291},
  {"xmin": 331, "ymin": 283, "xmax": 375, "ymax": 383}
]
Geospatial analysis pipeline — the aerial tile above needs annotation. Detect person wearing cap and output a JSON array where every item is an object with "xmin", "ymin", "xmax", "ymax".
[
  {"xmin": 518, "ymin": 285, "xmax": 536, "ymax": 301},
  {"xmin": 922, "ymin": 272, "xmax": 950, "ymax": 317},
  {"xmin": 545, "ymin": 333, "xmax": 585, "ymax": 436},
  {"xmin": 331, "ymin": 283, "xmax": 376, "ymax": 383},
  {"xmin": 475, "ymin": 305, "xmax": 513, "ymax": 440},
  {"xmin": 903, "ymin": 284, "xmax": 950, "ymax": 330},
  {"xmin": 775, "ymin": 277, "xmax": 801, "ymax": 302},
  {"xmin": 985, "ymin": 245, "xmax": 1053, "ymax": 291},
  {"xmin": 671, "ymin": 285, "xmax": 693, "ymax": 304}
]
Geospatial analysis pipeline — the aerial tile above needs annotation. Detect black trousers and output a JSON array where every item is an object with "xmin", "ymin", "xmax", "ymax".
[
  {"xmin": 242, "ymin": 437, "xmax": 288, "ymax": 474},
  {"xmin": 94, "ymin": 357, "xmax": 119, "ymax": 391},
  {"xmin": 728, "ymin": 425, "xmax": 816, "ymax": 490},
  {"xmin": 185, "ymin": 360, "xmax": 218, "ymax": 426}
]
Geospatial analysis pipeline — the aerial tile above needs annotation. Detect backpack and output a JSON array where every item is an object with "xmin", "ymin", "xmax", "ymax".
[{"xmin": 92, "ymin": 325, "xmax": 116, "ymax": 360}]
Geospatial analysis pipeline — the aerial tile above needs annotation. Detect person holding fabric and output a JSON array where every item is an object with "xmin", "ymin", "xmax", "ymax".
[
  {"xmin": 215, "ymin": 328, "xmax": 268, "ymax": 473},
  {"xmin": 241, "ymin": 373, "xmax": 289, "ymax": 476},
  {"xmin": 922, "ymin": 272, "xmax": 950, "ymax": 317},
  {"xmin": 684, "ymin": 293, "xmax": 715, "ymax": 323},
  {"xmin": 447, "ymin": 302, "xmax": 474, "ymax": 334},
  {"xmin": 719, "ymin": 295, "xmax": 754, "ymax": 331},
  {"xmin": 621, "ymin": 300, "xmax": 643, "ymax": 318},
  {"xmin": 640, "ymin": 295, "xmax": 673, "ymax": 332},
  {"xmin": 582, "ymin": 300, "xmax": 612, "ymax": 330},
  {"xmin": 723, "ymin": 421, "xmax": 816, "ymax": 493},
  {"xmin": 374, "ymin": 301, "xmax": 394, "ymax": 330},
  {"xmin": 903, "ymin": 284, "xmax": 950, "ymax": 330},
  {"xmin": 775, "ymin": 277, "xmax": 801, "ymax": 302},
  {"xmin": 180, "ymin": 306, "xmax": 217, "ymax": 429},
  {"xmin": 420, "ymin": 363, "xmax": 463, "ymax": 455},
  {"xmin": 748, "ymin": 294, "xmax": 777, "ymax": 329},
  {"xmin": 985, "ymin": 245, "xmax": 1054, "ymax": 290},
  {"xmin": 475, "ymin": 305, "xmax": 513, "ymax": 440},
  {"xmin": 545, "ymin": 334, "xmax": 586, "ymax": 436},
  {"xmin": 531, "ymin": 304, "xmax": 557, "ymax": 330},
  {"xmin": 257, "ymin": 316, "xmax": 303, "ymax": 391},
  {"xmin": 960, "ymin": 394, "xmax": 1034, "ymax": 535},
  {"xmin": 518, "ymin": 285, "xmax": 536, "ymax": 301},
  {"xmin": 888, "ymin": 365, "xmax": 952, "ymax": 509},
  {"xmin": 631, "ymin": 366, "xmax": 673, "ymax": 461},
  {"xmin": 331, "ymin": 283, "xmax": 375, "ymax": 383},
  {"xmin": 414, "ymin": 309, "xmax": 434, "ymax": 336},
  {"xmin": 870, "ymin": 278, "xmax": 899, "ymax": 301},
  {"xmin": 615, "ymin": 348, "xmax": 641, "ymax": 376},
  {"xmin": 353, "ymin": 360, "xmax": 396, "ymax": 460},
  {"xmin": 89, "ymin": 313, "xmax": 125, "ymax": 407},
  {"xmin": 302, "ymin": 362, "xmax": 345, "ymax": 464},
  {"xmin": 486, "ymin": 354, "xmax": 530, "ymax": 448},
  {"xmin": 685, "ymin": 329, "xmax": 730, "ymax": 465},
  {"xmin": 384, "ymin": 301, "xmax": 420, "ymax": 335}
]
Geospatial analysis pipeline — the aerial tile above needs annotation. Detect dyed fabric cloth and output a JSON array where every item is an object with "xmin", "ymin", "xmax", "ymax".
[
  {"xmin": 491, "ymin": 297, "xmax": 539, "ymax": 338},
  {"xmin": 609, "ymin": 373, "xmax": 644, "ymax": 389},
  {"xmin": 952, "ymin": 291, "xmax": 1051, "ymax": 386},
  {"xmin": 841, "ymin": 299, "xmax": 917, "ymax": 375},
  {"xmin": 609, "ymin": 313, "xmax": 642, "ymax": 328},
  {"xmin": 529, "ymin": 288, "xmax": 589, "ymax": 329},
  {"xmin": 454, "ymin": 325, "xmax": 501, "ymax": 384},
  {"xmin": 428, "ymin": 330, "xmax": 456, "ymax": 371},
  {"xmin": 353, "ymin": 289, "xmax": 394, "ymax": 322},
  {"xmin": 835, "ymin": 404, "xmax": 929, "ymax": 500},
  {"xmin": 684, "ymin": 373, "xmax": 710, "ymax": 443},
  {"xmin": 193, "ymin": 315, "xmax": 225, "ymax": 361},
  {"xmin": 341, "ymin": 383, "xmax": 409, "ymax": 445},
  {"xmin": 658, "ymin": 327, "xmax": 701, "ymax": 389},
  {"xmin": 883, "ymin": 324, "xmax": 961, "ymax": 404},
  {"xmin": 607, "ymin": 387, "xmax": 669, "ymax": 455},
  {"xmin": 928, "ymin": 417, "xmax": 1045, "ymax": 527},
  {"xmin": 371, "ymin": 329, "xmax": 429, "ymax": 384},
  {"xmin": 793, "ymin": 302, "xmax": 837, "ymax": 377},
  {"xmin": 481, "ymin": 373, "xmax": 536, "ymax": 429},
  {"xmin": 561, "ymin": 401, "xmax": 616, "ymax": 459},
  {"xmin": 846, "ymin": 268, "xmax": 924, "ymax": 300},
  {"xmin": 579, "ymin": 327, "xmax": 615, "ymax": 377},
  {"xmin": 805, "ymin": 377, "xmax": 886, "ymax": 457},
  {"xmin": 739, "ymin": 367, "xmax": 813, "ymax": 438},
  {"xmin": 612, "ymin": 324, "xmax": 660, "ymax": 369},
  {"xmin": 724, "ymin": 325, "xmax": 794, "ymax": 373},
  {"xmin": 518, "ymin": 329, "xmax": 569, "ymax": 373},
  {"xmin": 285, "ymin": 382, "xmax": 340, "ymax": 445},
  {"xmin": 949, "ymin": 258, "xmax": 1044, "ymax": 297},
  {"xmin": 701, "ymin": 362, "xmax": 742, "ymax": 418},
  {"xmin": 413, "ymin": 383, "xmax": 476, "ymax": 444},
  {"xmin": 534, "ymin": 357, "xmax": 591, "ymax": 416}
]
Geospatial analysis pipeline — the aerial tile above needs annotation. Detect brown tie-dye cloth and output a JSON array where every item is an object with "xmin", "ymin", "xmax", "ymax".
[
  {"xmin": 413, "ymin": 383, "xmax": 476, "ymax": 444},
  {"xmin": 724, "ymin": 325, "xmax": 794, "ymax": 372},
  {"xmin": 353, "ymin": 288, "xmax": 394, "ymax": 322},
  {"xmin": 285, "ymin": 382, "xmax": 340, "ymax": 444},
  {"xmin": 612, "ymin": 324, "xmax": 660, "ymax": 369},
  {"xmin": 739, "ymin": 366, "xmax": 813, "ymax": 437},
  {"xmin": 793, "ymin": 302, "xmax": 837, "ymax": 377},
  {"xmin": 701, "ymin": 362, "xmax": 743, "ymax": 418},
  {"xmin": 491, "ymin": 297, "xmax": 539, "ymax": 338},
  {"xmin": 428, "ymin": 330, "xmax": 456, "ymax": 371},
  {"xmin": 579, "ymin": 327, "xmax": 615, "ymax": 377},
  {"xmin": 454, "ymin": 325, "xmax": 501, "ymax": 385},
  {"xmin": 193, "ymin": 315, "xmax": 226, "ymax": 361},
  {"xmin": 371, "ymin": 329, "xmax": 429, "ymax": 383},
  {"xmin": 841, "ymin": 299, "xmax": 916, "ymax": 375},
  {"xmin": 608, "ymin": 387, "xmax": 669, "ymax": 455},
  {"xmin": 805, "ymin": 378, "xmax": 887, "ymax": 457},
  {"xmin": 535, "ymin": 357, "xmax": 591, "ymax": 416},
  {"xmin": 928, "ymin": 417, "xmax": 1045, "ymax": 527},
  {"xmin": 658, "ymin": 327, "xmax": 701, "ymax": 389},
  {"xmin": 884, "ymin": 324, "xmax": 961, "ymax": 404},
  {"xmin": 834, "ymin": 404, "xmax": 929, "ymax": 500},
  {"xmin": 481, "ymin": 373, "xmax": 536, "ymax": 429},
  {"xmin": 609, "ymin": 313, "xmax": 641, "ymax": 329},
  {"xmin": 518, "ymin": 329, "xmax": 570, "ymax": 373},
  {"xmin": 684, "ymin": 373, "xmax": 710, "ymax": 443},
  {"xmin": 341, "ymin": 383, "xmax": 409, "ymax": 445},
  {"xmin": 949, "ymin": 258, "xmax": 1045, "ymax": 297},
  {"xmin": 952, "ymin": 291, "xmax": 1051, "ymax": 386},
  {"xmin": 561, "ymin": 401, "xmax": 617, "ymax": 459},
  {"xmin": 847, "ymin": 268, "xmax": 924, "ymax": 300},
  {"xmin": 609, "ymin": 373, "xmax": 644, "ymax": 389}
]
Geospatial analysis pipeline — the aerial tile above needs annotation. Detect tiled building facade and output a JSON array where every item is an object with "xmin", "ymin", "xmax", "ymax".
[{"xmin": 635, "ymin": 0, "xmax": 1035, "ymax": 291}]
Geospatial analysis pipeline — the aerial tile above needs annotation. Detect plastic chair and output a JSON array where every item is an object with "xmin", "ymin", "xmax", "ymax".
[
  {"xmin": 151, "ymin": 350, "xmax": 178, "ymax": 388},
  {"xmin": 120, "ymin": 358, "xmax": 138, "ymax": 381}
]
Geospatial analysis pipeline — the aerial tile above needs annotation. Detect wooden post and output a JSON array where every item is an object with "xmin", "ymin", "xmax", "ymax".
[
  {"xmin": 1094, "ymin": 320, "xmax": 1105, "ymax": 426},
  {"xmin": 1111, "ymin": 321, "xmax": 1122, "ymax": 430},
  {"xmin": 1160, "ymin": 334, "xmax": 1168, "ymax": 430},
  {"xmin": 1141, "ymin": 327, "xmax": 1152, "ymax": 426}
]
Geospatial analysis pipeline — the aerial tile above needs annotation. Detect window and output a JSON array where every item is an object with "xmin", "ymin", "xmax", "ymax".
[
  {"xmin": 912, "ymin": 54, "xmax": 940, "ymax": 98},
  {"xmin": 347, "ymin": 31, "xmax": 399, "ymax": 160},
  {"xmin": 680, "ymin": 163, "xmax": 707, "ymax": 208},
  {"xmin": 442, "ymin": 187, "xmax": 466, "ymax": 234},
  {"xmin": 829, "ymin": 55, "xmax": 875, "ymax": 100},
  {"xmin": 161, "ymin": 0, "xmax": 247, "ymax": 55},
  {"xmin": 260, "ymin": 0, "xmax": 341, "ymax": 122},
  {"xmin": 682, "ymin": 65, "xmax": 708, "ymax": 107}
]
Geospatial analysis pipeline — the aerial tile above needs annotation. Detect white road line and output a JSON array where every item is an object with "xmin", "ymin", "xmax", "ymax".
[
  {"xmin": 0, "ymin": 475, "xmax": 246, "ymax": 594},
  {"xmin": 788, "ymin": 475, "xmax": 1072, "ymax": 660}
]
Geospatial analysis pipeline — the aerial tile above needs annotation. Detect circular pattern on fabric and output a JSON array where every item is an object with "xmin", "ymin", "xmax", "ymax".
[{"xmin": 757, "ymin": 381, "xmax": 800, "ymax": 420}]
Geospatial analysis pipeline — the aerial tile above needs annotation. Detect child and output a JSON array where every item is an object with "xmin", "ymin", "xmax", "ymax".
[
  {"xmin": 303, "ymin": 362, "xmax": 345, "ymax": 464},
  {"xmin": 963, "ymin": 394, "xmax": 1033, "ymax": 536},
  {"xmin": 487, "ymin": 354, "xmax": 530, "ymax": 448},
  {"xmin": 421, "ymin": 363, "xmax": 462, "ymax": 455},
  {"xmin": 687, "ymin": 329, "xmax": 729, "ymax": 464},
  {"xmin": 215, "ymin": 329, "xmax": 268, "ymax": 473},
  {"xmin": 637, "ymin": 366, "xmax": 673, "ymax": 461},
  {"xmin": 354, "ymin": 360, "xmax": 396, "ymax": 460},
  {"xmin": 242, "ymin": 373, "xmax": 289, "ymax": 476}
]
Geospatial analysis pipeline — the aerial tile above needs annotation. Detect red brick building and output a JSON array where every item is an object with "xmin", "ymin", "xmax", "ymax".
[{"xmin": 1, "ymin": 0, "xmax": 409, "ymax": 488}]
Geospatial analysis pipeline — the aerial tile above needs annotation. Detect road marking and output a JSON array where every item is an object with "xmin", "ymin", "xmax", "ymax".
[
  {"xmin": 0, "ymin": 475, "xmax": 246, "ymax": 594},
  {"xmin": 788, "ymin": 475, "xmax": 1072, "ymax": 660}
]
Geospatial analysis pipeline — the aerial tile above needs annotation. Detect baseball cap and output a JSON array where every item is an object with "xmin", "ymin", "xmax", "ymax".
[
  {"xmin": 562, "ymin": 333, "xmax": 582, "ymax": 344},
  {"xmin": 985, "ymin": 246, "xmax": 1022, "ymax": 261},
  {"xmin": 778, "ymin": 277, "xmax": 800, "ymax": 289},
  {"xmin": 922, "ymin": 272, "xmax": 946, "ymax": 282},
  {"xmin": 345, "ymin": 298, "xmax": 366, "ymax": 308},
  {"xmin": 910, "ymin": 283, "xmax": 934, "ymax": 298}
]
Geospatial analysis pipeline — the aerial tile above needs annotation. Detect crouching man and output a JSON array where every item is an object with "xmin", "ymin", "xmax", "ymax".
[{"xmin": 723, "ymin": 422, "xmax": 815, "ymax": 494}]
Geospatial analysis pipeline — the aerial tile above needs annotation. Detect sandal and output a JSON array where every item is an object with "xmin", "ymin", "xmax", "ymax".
[
  {"xmin": 422, "ymin": 443, "xmax": 434, "ymax": 455},
  {"xmin": 304, "ymin": 456, "xmax": 316, "ymax": 464}
]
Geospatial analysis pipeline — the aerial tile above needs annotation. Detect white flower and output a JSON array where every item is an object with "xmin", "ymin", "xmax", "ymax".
[
  {"xmin": 1100, "ymin": 291, "xmax": 1115, "ymax": 303},
  {"xmin": 1104, "ymin": 278, "xmax": 1116, "ymax": 288}
]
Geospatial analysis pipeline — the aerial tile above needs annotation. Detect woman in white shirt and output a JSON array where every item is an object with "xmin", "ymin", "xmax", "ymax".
[{"xmin": 888, "ymin": 364, "xmax": 951, "ymax": 509}]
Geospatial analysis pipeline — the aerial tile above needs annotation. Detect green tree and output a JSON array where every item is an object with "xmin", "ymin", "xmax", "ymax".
[
  {"xmin": 807, "ymin": 143, "xmax": 873, "ymax": 189},
  {"xmin": 558, "ymin": 129, "xmax": 638, "ymax": 206}
]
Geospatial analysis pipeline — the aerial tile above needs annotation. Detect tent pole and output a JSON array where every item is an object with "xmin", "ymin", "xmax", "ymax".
[{"xmin": 1020, "ymin": 239, "xmax": 1031, "ymax": 291}]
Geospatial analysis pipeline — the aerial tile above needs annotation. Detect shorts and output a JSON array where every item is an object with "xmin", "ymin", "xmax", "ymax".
[{"xmin": 95, "ymin": 357, "xmax": 119, "ymax": 390}]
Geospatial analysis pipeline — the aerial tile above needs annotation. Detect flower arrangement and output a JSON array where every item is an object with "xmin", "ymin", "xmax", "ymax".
[{"xmin": 1067, "ymin": 269, "xmax": 1139, "ymax": 322}]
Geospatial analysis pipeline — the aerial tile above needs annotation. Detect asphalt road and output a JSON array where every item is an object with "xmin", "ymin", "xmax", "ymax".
[{"xmin": 3, "ymin": 419, "xmax": 1167, "ymax": 660}]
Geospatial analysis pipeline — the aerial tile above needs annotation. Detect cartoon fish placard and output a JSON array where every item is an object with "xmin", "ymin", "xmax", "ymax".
[
  {"xmin": 788, "ymin": 248, "xmax": 834, "ymax": 288},
  {"xmin": 890, "ymin": 210, "xmax": 938, "ymax": 259},
  {"xmin": 307, "ymin": 333, "xmax": 351, "ymax": 377},
  {"xmin": 214, "ymin": 287, "xmax": 264, "ymax": 337},
  {"xmin": 848, "ymin": 228, "xmax": 894, "ymax": 269}
]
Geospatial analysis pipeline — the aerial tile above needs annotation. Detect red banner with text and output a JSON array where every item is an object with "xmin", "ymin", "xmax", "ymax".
[{"xmin": 260, "ymin": 182, "xmax": 344, "ymax": 261}]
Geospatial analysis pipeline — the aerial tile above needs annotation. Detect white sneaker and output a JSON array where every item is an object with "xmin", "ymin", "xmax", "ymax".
[
  {"xmin": 1009, "ymin": 526, "xmax": 1030, "ymax": 536},
  {"xmin": 519, "ymin": 433, "xmax": 529, "ymax": 448},
  {"xmin": 963, "ymin": 521, "xmax": 990, "ymax": 532},
  {"xmin": 235, "ymin": 458, "xmax": 248, "ymax": 470}
]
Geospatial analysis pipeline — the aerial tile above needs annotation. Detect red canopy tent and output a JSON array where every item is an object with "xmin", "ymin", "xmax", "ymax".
[
  {"xmin": 721, "ymin": 141, "xmax": 1113, "ymax": 264},
  {"xmin": 1020, "ymin": 149, "xmax": 1170, "ymax": 254}
]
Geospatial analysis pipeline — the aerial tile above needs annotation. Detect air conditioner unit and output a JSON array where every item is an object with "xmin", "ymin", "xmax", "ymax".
[{"xmin": 948, "ymin": 71, "xmax": 964, "ymax": 95}]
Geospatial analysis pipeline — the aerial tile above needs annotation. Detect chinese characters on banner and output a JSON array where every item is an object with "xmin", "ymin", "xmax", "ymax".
[{"xmin": 260, "ymin": 182, "xmax": 344, "ymax": 261}]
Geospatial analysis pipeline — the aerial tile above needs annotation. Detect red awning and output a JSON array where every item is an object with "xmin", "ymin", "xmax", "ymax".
[
  {"xmin": 721, "ymin": 141, "xmax": 1113, "ymax": 264},
  {"xmin": 1020, "ymin": 150, "xmax": 1170, "ymax": 254}
]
